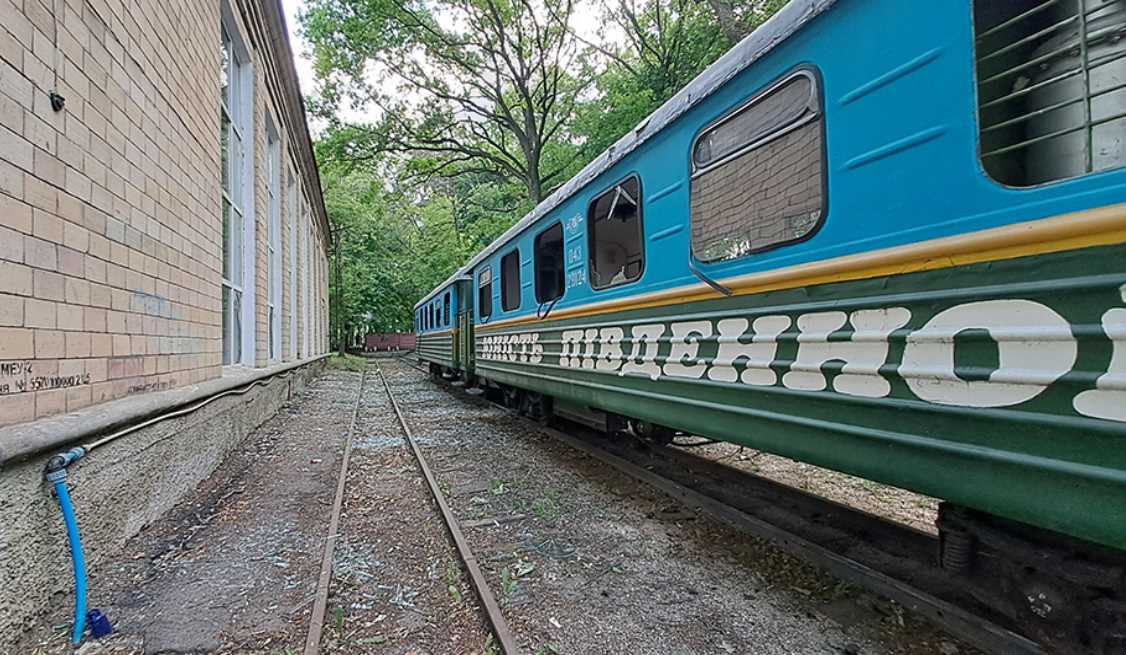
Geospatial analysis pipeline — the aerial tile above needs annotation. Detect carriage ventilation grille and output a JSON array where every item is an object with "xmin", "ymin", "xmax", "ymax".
[{"xmin": 974, "ymin": 0, "xmax": 1126, "ymax": 186}]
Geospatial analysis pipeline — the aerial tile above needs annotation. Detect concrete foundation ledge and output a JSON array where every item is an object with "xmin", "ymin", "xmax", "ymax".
[
  {"xmin": 0, "ymin": 355, "xmax": 330, "ymax": 467},
  {"xmin": 0, "ymin": 356, "xmax": 328, "ymax": 647}
]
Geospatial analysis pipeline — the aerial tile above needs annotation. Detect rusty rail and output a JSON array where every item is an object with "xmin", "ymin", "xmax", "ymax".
[
  {"xmin": 304, "ymin": 370, "xmax": 366, "ymax": 655},
  {"xmin": 376, "ymin": 363, "xmax": 521, "ymax": 655}
]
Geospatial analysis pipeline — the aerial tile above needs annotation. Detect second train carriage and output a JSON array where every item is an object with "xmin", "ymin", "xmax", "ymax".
[{"xmin": 416, "ymin": 0, "xmax": 1126, "ymax": 649}]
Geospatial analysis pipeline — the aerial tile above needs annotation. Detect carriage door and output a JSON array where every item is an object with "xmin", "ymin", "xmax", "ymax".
[{"xmin": 458, "ymin": 278, "xmax": 475, "ymax": 375}]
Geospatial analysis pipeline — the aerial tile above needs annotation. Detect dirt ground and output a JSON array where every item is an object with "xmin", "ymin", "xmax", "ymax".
[
  {"xmin": 675, "ymin": 442, "xmax": 940, "ymax": 535},
  {"xmin": 20, "ymin": 357, "xmax": 973, "ymax": 655},
  {"xmin": 20, "ymin": 372, "xmax": 363, "ymax": 655}
]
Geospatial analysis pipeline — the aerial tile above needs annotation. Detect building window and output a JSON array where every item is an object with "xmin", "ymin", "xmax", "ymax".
[
  {"xmin": 220, "ymin": 22, "xmax": 249, "ymax": 365},
  {"xmin": 501, "ymin": 249, "xmax": 520, "ymax": 311},
  {"xmin": 478, "ymin": 267, "xmax": 493, "ymax": 319},
  {"xmin": 266, "ymin": 120, "xmax": 282, "ymax": 360},
  {"xmin": 690, "ymin": 69, "xmax": 823, "ymax": 263},
  {"xmin": 534, "ymin": 223, "xmax": 565, "ymax": 304},
  {"xmin": 973, "ymin": 1, "xmax": 1126, "ymax": 186},
  {"xmin": 287, "ymin": 169, "xmax": 298, "ymax": 359},
  {"xmin": 588, "ymin": 175, "xmax": 643, "ymax": 289}
]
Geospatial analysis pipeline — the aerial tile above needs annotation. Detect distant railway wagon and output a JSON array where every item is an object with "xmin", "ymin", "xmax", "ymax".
[
  {"xmin": 364, "ymin": 332, "xmax": 416, "ymax": 351},
  {"xmin": 416, "ymin": 0, "xmax": 1126, "ymax": 648}
]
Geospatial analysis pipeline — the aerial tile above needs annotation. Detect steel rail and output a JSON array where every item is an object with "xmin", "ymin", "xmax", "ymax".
[
  {"xmin": 375, "ymin": 363, "xmax": 521, "ymax": 655},
  {"xmin": 303, "ymin": 370, "xmax": 366, "ymax": 655},
  {"xmin": 396, "ymin": 356, "xmax": 1045, "ymax": 655}
]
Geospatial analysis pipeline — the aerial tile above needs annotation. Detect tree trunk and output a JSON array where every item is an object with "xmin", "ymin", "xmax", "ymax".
[{"xmin": 703, "ymin": 0, "xmax": 746, "ymax": 43}]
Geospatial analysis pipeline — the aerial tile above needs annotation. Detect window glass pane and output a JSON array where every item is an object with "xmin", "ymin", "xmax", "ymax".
[
  {"xmin": 694, "ymin": 75, "xmax": 814, "ymax": 169},
  {"xmin": 534, "ymin": 223, "xmax": 565, "ymax": 304},
  {"xmin": 232, "ymin": 289, "xmax": 242, "ymax": 363},
  {"xmin": 222, "ymin": 285, "xmax": 231, "ymax": 364},
  {"xmin": 478, "ymin": 268, "xmax": 493, "ymax": 318},
  {"xmin": 690, "ymin": 71, "xmax": 824, "ymax": 263},
  {"xmin": 691, "ymin": 120, "xmax": 823, "ymax": 262},
  {"xmin": 443, "ymin": 292, "xmax": 450, "ymax": 325},
  {"xmin": 501, "ymin": 250, "xmax": 520, "ymax": 310},
  {"xmin": 220, "ymin": 29, "xmax": 231, "ymax": 109},
  {"xmin": 973, "ymin": 0, "xmax": 1126, "ymax": 186},
  {"xmin": 229, "ymin": 207, "xmax": 243, "ymax": 285},
  {"xmin": 220, "ymin": 109, "xmax": 230, "ymax": 193},
  {"xmin": 221, "ymin": 195, "xmax": 231, "ymax": 280},
  {"xmin": 588, "ymin": 176, "xmax": 643, "ymax": 289}
]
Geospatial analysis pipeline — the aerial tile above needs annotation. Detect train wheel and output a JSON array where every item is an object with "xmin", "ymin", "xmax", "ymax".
[
  {"xmin": 502, "ymin": 386, "xmax": 523, "ymax": 411},
  {"xmin": 630, "ymin": 419, "xmax": 674, "ymax": 445},
  {"xmin": 521, "ymin": 392, "xmax": 550, "ymax": 423}
]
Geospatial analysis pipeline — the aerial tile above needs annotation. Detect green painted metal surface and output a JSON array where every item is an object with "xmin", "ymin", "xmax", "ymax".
[{"xmin": 471, "ymin": 244, "xmax": 1126, "ymax": 550}]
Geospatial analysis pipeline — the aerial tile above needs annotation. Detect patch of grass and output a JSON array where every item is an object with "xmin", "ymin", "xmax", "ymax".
[
  {"xmin": 499, "ymin": 568, "xmax": 517, "ymax": 606},
  {"xmin": 332, "ymin": 605, "xmax": 345, "ymax": 631},
  {"xmin": 484, "ymin": 633, "xmax": 500, "ymax": 655},
  {"xmin": 328, "ymin": 353, "xmax": 368, "ymax": 372},
  {"xmin": 489, "ymin": 479, "xmax": 508, "ymax": 495},
  {"xmin": 534, "ymin": 645, "xmax": 562, "ymax": 655},
  {"xmin": 529, "ymin": 489, "xmax": 560, "ymax": 520}
]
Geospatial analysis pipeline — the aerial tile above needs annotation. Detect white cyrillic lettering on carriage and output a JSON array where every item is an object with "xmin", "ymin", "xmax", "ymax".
[
  {"xmin": 581, "ymin": 328, "xmax": 599, "ymax": 369},
  {"xmin": 783, "ymin": 307, "xmax": 910, "ymax": 397},
  {"xmin": 707, "ymin": 315, "xmax": 791, "ymax": 386},
  {"xmin": 621, "ymin": 323, "xmax": 665, "ymax": 380},
  {"xmin": 559, "ymin": 329, "xmax": 584, "ymax": 368},
  {"xmin": 529, "ymin": 333, "xmax": 544, "ymax": 364},
  {"xmin": 900, "ymin": 299, "xmax": 1076, "ymax": 407},
  {"xmin": 663, "ymin": 321, "xmax": 713, "ymax": 379},
  {"xmin": 596, "ymin": 327, "xmax": 624, "ymax": 372},
  {"xmin": 1075, "ymin": 286, "xmax": 1126, "ymax": 422}
]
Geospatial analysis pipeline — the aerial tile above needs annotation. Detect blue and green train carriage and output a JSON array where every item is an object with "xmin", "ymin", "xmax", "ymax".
[{"xmin": 416, "ymin": 0, "xmax": 1126, "ymax": 649}]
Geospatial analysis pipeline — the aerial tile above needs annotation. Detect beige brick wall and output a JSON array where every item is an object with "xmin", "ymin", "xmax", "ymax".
[{"xmin": 0, "ymin": 0, "xmax": 330, "ymax": 428}]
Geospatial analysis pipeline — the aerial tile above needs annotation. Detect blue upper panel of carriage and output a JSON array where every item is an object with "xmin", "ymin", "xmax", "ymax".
[{"xmin": 424, "ymin": 0, "xmax": 1126, "ymax": 326}]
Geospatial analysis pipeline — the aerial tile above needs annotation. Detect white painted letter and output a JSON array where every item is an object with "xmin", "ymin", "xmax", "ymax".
[
  {"xmin": 596, "ymin": 327, "xmax": 624, "ymax": 372},
  {"xmin": 663, "ymin": 321, "xmax": 712, "ymax": 379},
  {"xmin": 620, "ymin": 323, "xmax": 665, "ymax": 380},
  {"xmin": 1075, "ymin": 286, "xmax": 1126, "ymax": 422},
  {"xmin": 900, "ymin": 299, "xmax": 1076, "ymax": 407},
  {"xmin": 783, "ymin": 308, "xmax": 911, "ymax": 398},
  {"xmin": 708, "ymin": 315, "xmax": 791, "ymax": 386},
  {"xmin": 559, "ymin": 329, "xmax": 584, "ymax": 368}
]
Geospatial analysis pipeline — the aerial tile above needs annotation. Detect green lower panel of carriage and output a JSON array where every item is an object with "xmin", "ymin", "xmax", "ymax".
[
  {"xmin": 417, "ymin": 331, "xmax": 456, "ymax": 369},
  {"xmin": 473, "ymin": 243, "xmax": 1126, "ymax": 551}
]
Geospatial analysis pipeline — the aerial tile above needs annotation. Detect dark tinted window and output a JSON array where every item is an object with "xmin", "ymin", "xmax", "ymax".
[
  {"xmin": 973, "ymin": 0, "xmax": 1126, "ymax": 186},
  {"xmin": 535, "ymin": 223, "xmax": 565, "ymax": 304},
  {"xmin": 501, "ymin": 249, "xmax": 520, "ymax": 311},
  {"xmin": 588, "ymin": 175, "xmax": 643, "ymax": 289},
  {"xmin": 478, "ymin": 267, "xmax": 492, "ymax": 319},
  {"xmin": 443, "ymin": 292, "xmax": 450, "ymax": 325}
]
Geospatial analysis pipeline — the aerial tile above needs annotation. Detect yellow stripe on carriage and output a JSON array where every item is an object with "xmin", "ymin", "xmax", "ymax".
[{"xmin": 475, "ymin": 202, "xmax": 1126, "ymax": 332}]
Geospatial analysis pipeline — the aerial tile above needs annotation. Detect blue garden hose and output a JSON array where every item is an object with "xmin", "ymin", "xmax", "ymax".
[{"xmin": 46, "ymin": 447, "xmax": 88, "ymax": 645}]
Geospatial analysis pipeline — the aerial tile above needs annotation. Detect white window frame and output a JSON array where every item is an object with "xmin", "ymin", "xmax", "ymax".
[
  {"xmin": 302, "ymin": 210, "xmax": 312, "ymax": 357},
  {"xmin": 287, "ymin": 168, "xmax": 298, "ymax": 360},
  {"xmin": 266, "ymin": 117, "xmax": 282, "ymax": 361},
  {"xmin": 220, "ymin": 11, "xmax": 255, "ymax": 367}
]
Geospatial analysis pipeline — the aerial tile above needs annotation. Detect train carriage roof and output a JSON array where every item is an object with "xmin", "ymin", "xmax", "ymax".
[{"xmin": 414, "ymin": 0, "xmax": 836, "ymax": 310}]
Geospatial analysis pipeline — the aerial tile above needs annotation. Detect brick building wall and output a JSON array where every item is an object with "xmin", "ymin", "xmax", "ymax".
[{"xmin": 0, "ymin": 0, "xmax": 330, "ymax": 429}]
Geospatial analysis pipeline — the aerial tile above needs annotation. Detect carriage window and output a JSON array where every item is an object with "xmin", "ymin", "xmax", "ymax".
[
  {"xmin": 973, "ymin": 1, "xmax": 1126, "ymax": 186},
  {"xmin": 443, "ymin": 292, "xmax": 451, "ymax": 326},
  {"xmin": 690, "ymin": 70, "xmax": 823, "ymax": 263},
  {"xmin": 501, "ymin": 249, "xmax": 521, "ymax": 311},
  {"xmin": 589, "ymin": 176, "xmax": 643, "ymax": 289},
  {"xmin": 535, "ymin": 223, "xmax": 565, "ymax": 304},
  {"xmin": 478, "ymin": 267, "xmax": 493, "ymax": 319}
]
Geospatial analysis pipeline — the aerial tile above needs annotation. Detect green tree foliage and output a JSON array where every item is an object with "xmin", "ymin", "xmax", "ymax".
[{"xmin": 305, "ymin": 0, "xmax": 786, "ymax": 348}]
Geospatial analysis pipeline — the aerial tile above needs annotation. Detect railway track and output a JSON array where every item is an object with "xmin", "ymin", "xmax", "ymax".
[
  {"xmin": 391, "ymin": 354, "xmax": 1047, "ymax": 655},
  {"xmin": 303, "ymin": 362, "xmax": 519, "ymax": 655}
]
